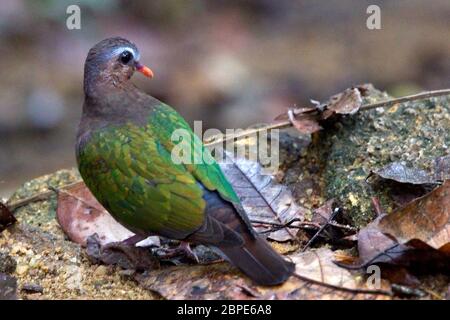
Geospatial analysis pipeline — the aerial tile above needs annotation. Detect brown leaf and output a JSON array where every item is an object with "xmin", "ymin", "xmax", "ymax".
[
  {"xmin": 86, "ymin": 234, "xmax": 159, "ymax": 271},
  {"xmin": 56, "ymin": 182, "xmax": 160, "ymax": 247},
  {"xmin": 0, "ymin": 202, "xmax": 16, "ymax": 232},
  {"xmin": 369, "ymin": 161, "xmax": 442, "ymax": 207},
  {"xmin": 292, "ymin": 248, "xmax": 365, "ymax": 289},
  {"xmin": 372, "ymin": 162, "xmax": 435, "ymax": 185},
  {"xmin": 135, "ymin": 263, "xmax": 258, "ymax": 300},
  {"xmin": 311, "ymin": 199, "xmax": 335, "ymax": 225},
  {"xmin": 323, "ymin": 87, "xmax": 363, "ymax": 117},
  {"xmin": 274, "ymin": 85, "xmax": 373, "ymax": 134},
  {"xmin": 289, "ymin": 114, "xmax": 322, "ymax": 135},
  {"xmin": 219, "ymin": 152, "xmax": 306, "ymax": 241},
  {"xmin": 339, "ymin": 216, "xmax": 450, "ymax": 273},
  {"xmin": 356, "ymin": 216, "xmax": 397, "ymax": 264},
  {"xmin": 135, "ymin": 248, "xmax": 390, "ymax": 300},
  {"xmin": 379, "ymin": 180, "xmax": 450, "ymax": 252},
  {"xmin": 371, "ymin": 156, "xmax": 450, "ymax": 187}
]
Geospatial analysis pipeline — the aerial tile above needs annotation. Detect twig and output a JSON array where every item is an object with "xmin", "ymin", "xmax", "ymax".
[
  {"xmin": 292, "ymin": 272, "xmax": 393, "ymax": 297},
  {"xmin": 204, "ymin": 121, "xmax": 292, "ymax": 147},
  {"xmin": 6, "ymin": 180, "xmax": 83, "ymax": 211},
  {"xmin": 360, "ymin": 88, "xmax": 450, "ymax": 111},
  {"xmin": 301, "ymin": 208, "xmax": 341, "ymax": 252},
  {"xmin": 371, "ymin": 196, "xmax": 384, "ymax": 217},
  {"xmin": 204, "ymin": 88, "xmax": 450, "ymax": 147},
  {"xmin": 250, "ymin": 218, "xmax": 357, "ymax": 232}
]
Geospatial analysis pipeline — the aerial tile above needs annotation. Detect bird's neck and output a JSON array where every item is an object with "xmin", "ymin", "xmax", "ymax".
[{"xmin": 82, "ymin": 76, "xmax": 157, "ymax": 127}]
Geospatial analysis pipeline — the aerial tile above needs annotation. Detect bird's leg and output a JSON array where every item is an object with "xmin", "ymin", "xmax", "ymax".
[
  {"xmin": 157, "ymin": 241, "xmax": 199, "ymax": 263},
  {"xmin": 179, "ymin": 241, "xmax": 199, "ymax": 263}
]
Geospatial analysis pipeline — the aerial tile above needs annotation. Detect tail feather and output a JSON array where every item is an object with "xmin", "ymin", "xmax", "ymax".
[{"xmin": 217, "ymin": 235, "xmax": 295, "ymax": 286}]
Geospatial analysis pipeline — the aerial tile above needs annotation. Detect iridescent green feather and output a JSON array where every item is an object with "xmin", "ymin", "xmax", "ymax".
[{"xmin": 77, "ymin": 103, "xmax": 239, "ymax": 239}]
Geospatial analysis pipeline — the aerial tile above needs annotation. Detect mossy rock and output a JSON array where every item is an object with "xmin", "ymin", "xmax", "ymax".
[{"xmin": 312, "ymin": 86, "xmax": 450, "ymax": 228}]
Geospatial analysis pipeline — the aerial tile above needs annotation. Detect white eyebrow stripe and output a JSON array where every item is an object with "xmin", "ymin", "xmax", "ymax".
[{"xmin": 109, "ymin": 46, "xmax": 140, "ymax": 61}]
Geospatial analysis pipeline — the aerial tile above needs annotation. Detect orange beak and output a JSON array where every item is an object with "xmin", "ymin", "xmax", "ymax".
[{"xmin": 135, "ymin": 62, "xmax": 154, "ymax": 78}]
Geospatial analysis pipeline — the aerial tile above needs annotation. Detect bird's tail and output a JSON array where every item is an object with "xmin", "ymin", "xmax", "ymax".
[{"xmin": 217, "ymin": 235, "xmax": 295, "ymax": 286}]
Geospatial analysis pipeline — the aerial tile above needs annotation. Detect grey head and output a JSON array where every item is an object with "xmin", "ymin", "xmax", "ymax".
[{"xmin": 83, "ymin": 37, "xmax": 153, "ymax": 97}]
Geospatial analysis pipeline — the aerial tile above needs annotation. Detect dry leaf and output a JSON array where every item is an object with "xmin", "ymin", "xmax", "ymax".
[
  {"xmin": 219, "ymin": 152, "xmax": 306, "ymax": 241},
  {"xmin": 0, "ymin": 202, "xmax": 16, "ymax": 232},
  {"xmin": 86, "ymin": 234, "xmax": 159, "ymax": 271},
  {"xmin": 288, "ymin": 114, "xmax": 322, "ymax": 135},
  {"xmin": 339, "ymin": 215, "xmax": 449, "ymax": 273},
  {"xmin": 56, "ymin": 182, "xmax": 159, "ymax": 247},
  {"xmin": 325, "ymin": 87, "xmax": 363, "ymax": 116},
  {"xmin": 274, "ymin": 84, "xmax": 372, "ymax": 134},
  {"xmin": 56, "ymin": 182, "xmax": 136, "ymax": 246},
  {"xmin": 292, "ymin": 248, "xmax": 360, "ymax": 288},
  {"xmin": 311, "ymin": 199, "xmax": 335, "ymax": 225},
  {"xmin": 135, "ymin": 248, "xmax": 390, "ymax": 300},
  {"xmin": 356, "ymin": 216, "xmax": 396, "ymax": 263},
  {"xmin": 372, "ymin": 162, "xmax": 435, "ymax": 185},
  {"xmin": 135, "ymin": 263, "xmax": 257, "ymax": 300},
  {"xmin": 371, "ymin": 156, "xmax": 450, "ymax": 187},
  {"xmin": 379, "ymin": 180, "xmax": 450, "ymax": 253}
]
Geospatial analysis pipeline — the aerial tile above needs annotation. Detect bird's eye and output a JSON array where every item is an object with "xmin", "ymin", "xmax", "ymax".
[{"xmin": 120, "ymin": 51, "xmax": 133, "ymax": 64}]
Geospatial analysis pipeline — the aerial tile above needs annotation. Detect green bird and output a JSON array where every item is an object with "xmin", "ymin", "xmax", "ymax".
[{"xmin": 76, "ymin": 37, "xmax": 294, "ymax": 285}]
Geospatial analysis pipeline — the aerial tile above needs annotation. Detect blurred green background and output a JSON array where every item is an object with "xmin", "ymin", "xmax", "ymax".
[{"xmin": 0, "ymin": 0, "xmax": 449, "ymax": 197}]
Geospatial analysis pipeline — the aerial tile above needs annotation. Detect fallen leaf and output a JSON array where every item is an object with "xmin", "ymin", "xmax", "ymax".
[
  {"xmin": 292, "ymin": 248, "xmax": 361, "ymax": 288},
  {"xmin": 311, "ymin": 199, "xmax": 335, "ymax": 225},
  {"xmin": 371, "ymin": 162, "xmax": 435, "ymax": 185},
  {"xmin": 219, "ymin": 152, "xmax": 306, "ymax": 241},
  {"xmin": 379, "ymin": 267, "xmax": 421, "ymax": 288},
  {"xmin": 371, "ymin": 156, "xmax": 450, "ymax": 188},
  {"xmin": 0, "ymin": 202, "xmax": 16, "ymax": 232},
  {"xmin": 274, "ymin": 84, "xmax": 372, "ymax": 134},
  {"xmin": 324, "ymin": 87, "xmax": 363, "ymax": 117},
  {"xmin": 338, "ymin": 216, "xmax": 450, "ymax": 274},
  {"xmin": 289, "ymin": 115, "xmax": 322, "ymax": 135},
  {"xmin": 369, "ymin": 161, "xmax": 442, "ymax": 207},
  {"xmin": 135, "ymin": 263, "xmax": 258, "ymax": 300},
  {"xmin": 135, "ymin": 248, "xmax": 391, "ymax": 300},
  {"xmin": 86, "ymin": 234, "xmax": 159, "ymax": 271},
  {"xmin": 274, "ymin": 106, "xmax": 321, "ymax": 135},
  {"xmin": 56, "ymin": 181, "xmax": 159, "ymax": 247},
  {"xmin": 379, "ymin": 180, "xmax": 450, "ymax": 253}
]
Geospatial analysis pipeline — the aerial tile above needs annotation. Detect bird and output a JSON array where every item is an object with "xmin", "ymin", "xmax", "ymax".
[{"xmin": 76, "ymin": 37, "xmax": 294, "ymax": 286}]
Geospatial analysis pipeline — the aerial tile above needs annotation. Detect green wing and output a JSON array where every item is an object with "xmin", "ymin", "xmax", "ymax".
[
  {"xmin": 77, "ymin": 103, "xmax": 239, "ymax": 239},
  {"xmin": 148, "ymin": 103, "xmax": 240, "ymax": 203}
]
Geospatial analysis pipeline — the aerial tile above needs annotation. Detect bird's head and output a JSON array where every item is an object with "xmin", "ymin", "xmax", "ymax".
[{"xmin": 84, "ymin": 37, "xmax": 153, "ymax": 94}]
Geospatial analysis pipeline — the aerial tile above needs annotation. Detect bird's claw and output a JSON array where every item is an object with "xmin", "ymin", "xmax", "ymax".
[{"xmin": 156, "ymin": 241, "xmax": 199, "ymax": 263}]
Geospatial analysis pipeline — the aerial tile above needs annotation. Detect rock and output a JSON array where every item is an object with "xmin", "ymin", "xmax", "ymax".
[
  {"xmin": 93, "ymin": 265, "xmax": 108, "ymax": 277},
  {"xmin": 0, "ymin": 252, "xmax": 17, "ymax": 274},
  {"xmin": 0, "ymin": 273, "xmax": 17, "ymax": 300},
  {"xmin": 64, "ymin": 265, "xmax": 82, "ymax": 291},
  {"xmin": 16, "ymin": 264, "xmax": 29, "ymax": 276},
  {"xmin": 310, "ymin": 86, "xmax": 450, "ymax": 227},
  {"xmin": 21, "ymin": 283, "xmax": 44, "ymax": 294}
]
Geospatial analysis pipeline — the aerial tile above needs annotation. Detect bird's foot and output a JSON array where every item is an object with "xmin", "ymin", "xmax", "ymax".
[{"xmin": 156, "ymin": 241, "xmax": 199, "ymax": 263}]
